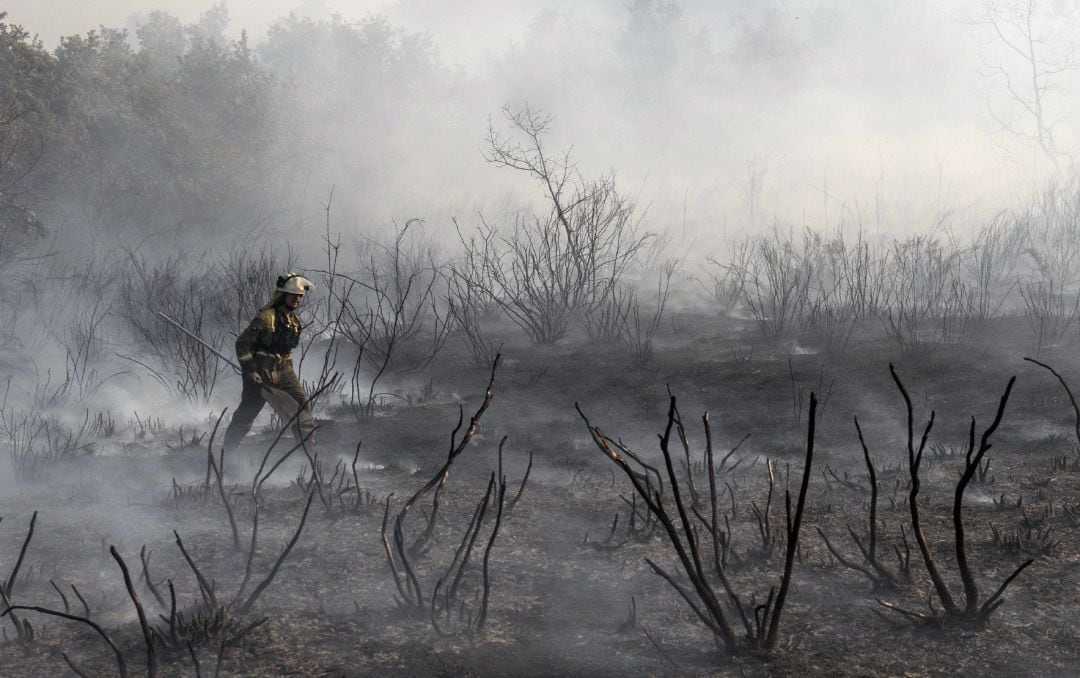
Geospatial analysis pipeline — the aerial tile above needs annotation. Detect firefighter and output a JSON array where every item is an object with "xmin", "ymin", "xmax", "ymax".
[{"xmin": 222, "ymin": 272, "xmax": 316, "ymax": 453}]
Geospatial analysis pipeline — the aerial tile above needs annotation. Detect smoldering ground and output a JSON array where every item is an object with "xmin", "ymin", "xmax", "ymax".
[{"xmin": 5, "ymin": 301, "xmax": 1080, "ymax": 675}]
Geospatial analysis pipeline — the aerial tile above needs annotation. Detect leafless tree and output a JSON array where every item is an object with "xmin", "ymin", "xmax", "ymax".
[
  {"xmin": 970, "ymin": 0, "xmax": 1080, "ymax": 171},
  {"xmin": 464, "ymin": 104, "xmax": 650, "ymax": 344}
]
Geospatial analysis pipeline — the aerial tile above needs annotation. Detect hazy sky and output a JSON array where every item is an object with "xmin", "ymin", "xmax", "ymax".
[
  {"xmin": 7, "ymin": 0, "xmax": 383, "ymax": 45},
  {"xmin": 8, "ymin": 0, "xmax": 1075, "ymax": 234},
  {"xmin": 5, "ymin": 0, "xmax": 546, "ymax": 68}
]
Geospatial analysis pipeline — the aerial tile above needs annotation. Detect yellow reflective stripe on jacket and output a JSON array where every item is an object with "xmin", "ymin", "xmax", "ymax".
[
  {"xmin": 282, "ymin": 313, "xmax": 300, "ymax": 334},
  {"xmin": 235, "ymin": 308, "xmax": 275, "ymax": 365}
]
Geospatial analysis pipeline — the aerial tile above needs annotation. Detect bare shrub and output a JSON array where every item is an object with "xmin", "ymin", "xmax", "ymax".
[
  {"xmin": 207, "ymin": 247, "xmax": 284, "ymax": 333},
  {"xmin": 735, "ymin": 228, "xmax": 813, "ymax": 340},
  {"xmin": 877, "ymin": 365, "xmax": 1032, "ymax": 627},
  {"xmin": 879, "ymin": 235, "xmax": 967, "ymax": 352},
  {"xmin": 351, "ymin": 220, "xmax": 450, "ymax": 370},
  {"xmin": 461, "ymin": 203, "xmax": 643, "ymax": 344},
  {"xmin": 962, "ymin": 215, "xmax": 1024, "ymax": 323},
  {"xmin": 335, "ymin": 220, "xmax": 452, "ymax": 418},
  {"xmin": 715, "ymin": 225, "xmax": 896, "ymax": 350},
  {"xmin": 16, "ymin": 260, "xmax": 129, "ymax": 412},
  {"xmin": 580, "ymin": 281, "xmax": 636, "ymax": 344},
  {"xmin": 382, "ymin": 358, "xmax": 517, "ymax": 636},
  {"xmin": 833, "ymin": 228, "xmax": 891, "ymax": 320},
  {"xmin": 0, "ymin": 511, "xmax": 38, "ymax": 643},
  {"xmin": 4, "ymin": 494, "xmax": 313, "ymax": 677},
  {"xmin": 462, "ymin": 104, "xmax": 650, "ymax": 344},
  {"xmin": 715, "ymin": 218, "xmax": 1035, "ymax": 353},
  {"xmin": 1020, "ymin": 180, "xmax": 1080, "ymax": 289},
  {"xmin": 0, "ymin": 407, "xmax": 95, "ymax": 478},
  {"xmin": 49, "ymin": 297, "xmax": 115, "ymax": 403},
  {"xmin": 797, "ymin": 230, "xmax": 858, "ymax": 353},
  {"xmin": 296, "ymin": 218, "xmax": 351, "ymax": 400},
  {"xmin": 1019, "ymin": 279, "xmax": 1078, "ymax": 358},
  {"xmin": 622, "ymin": 260, "xmax": 676, "ymax": 365},
  {"xmin": 445, "ymin": 264, "xmax": 500, "ymax": 368},
  {"xmin": 695, "ymin": 240, "xmax": 753, "ymax": 314},
  {"xmin": 801, "ymin": 294, "xmax": 856, "ymax": 354},
  {"xmin": 429, "ymin": 472, "xmax": 507, "ymax": 636},
  {"xmin": 578, "ymin": 393, "xmax": 817, "ymax": 654},
  {"xmin": 119, "ymin": 254, "xmax": 227, "ymax": 404},
  {"xmin": 293, "ymin": 441, "xmax": 379, "ymax": 515}
]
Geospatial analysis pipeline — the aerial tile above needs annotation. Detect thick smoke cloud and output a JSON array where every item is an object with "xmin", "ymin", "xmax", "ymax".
[{"xmin": 6, "ymin": 0, "xmax": 1076, "ymax": 247}]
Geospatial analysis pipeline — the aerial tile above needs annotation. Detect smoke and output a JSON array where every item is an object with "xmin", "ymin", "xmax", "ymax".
[
  {"xmin": 5, "ymin": 0, "xmax": 1071, "ymax": 255},
  {"xmin": 1, "ymin": 0, "xmax": 1068, "ymax": 448}
]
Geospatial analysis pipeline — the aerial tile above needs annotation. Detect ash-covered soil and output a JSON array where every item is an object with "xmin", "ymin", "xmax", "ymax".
[{"xmin": 3, "ymin": 312, "xmax": 1080, "ymax": 677}]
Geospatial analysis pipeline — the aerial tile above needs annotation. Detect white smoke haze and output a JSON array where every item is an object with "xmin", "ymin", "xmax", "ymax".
[
  {"xmin": 6, "ymin": 0, "xmax": 1072, "ymax": 248},
  {"xmin": 3, "ymin": 1, "xmax": 1080, "ymax": 675}
]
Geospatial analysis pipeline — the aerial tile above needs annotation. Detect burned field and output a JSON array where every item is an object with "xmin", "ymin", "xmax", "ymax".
[
  {"xmin": 8, "ymin": 4, "xmax": 1080, "ymax": 676},
  {"xmin": 3, "ymin": 305, "xmax": 1080, "ymax": 677}
]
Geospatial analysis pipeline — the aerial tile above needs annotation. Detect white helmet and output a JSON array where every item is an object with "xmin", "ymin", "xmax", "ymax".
[{"xmin": 276, "ymin": 273, "xmax": 315, "ymax": 295}]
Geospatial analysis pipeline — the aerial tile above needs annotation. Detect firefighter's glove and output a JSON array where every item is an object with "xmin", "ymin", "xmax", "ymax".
[{"xmin": 245, "ymin": 371, "xmax": 264, "ymax": 384}]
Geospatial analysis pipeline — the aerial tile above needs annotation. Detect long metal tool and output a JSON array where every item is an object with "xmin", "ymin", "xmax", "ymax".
[
  {"xmin": 154, "ymin": 311, "xmax": 300, "ymax": 422},
  {"xmin": 156, "ymin": 311, "xmax": 242, "ymax": 372}
]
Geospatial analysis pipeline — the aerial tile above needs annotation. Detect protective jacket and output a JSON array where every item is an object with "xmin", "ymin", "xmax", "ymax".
[{"xmin": 235, "ymin": 305, "xmax": 302, "ymax": 374}]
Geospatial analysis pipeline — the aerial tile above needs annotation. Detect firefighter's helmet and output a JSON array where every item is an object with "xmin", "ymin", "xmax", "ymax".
[{"xmin": 276, "ymin": 273, "xmax": 314, "ymax": 295}]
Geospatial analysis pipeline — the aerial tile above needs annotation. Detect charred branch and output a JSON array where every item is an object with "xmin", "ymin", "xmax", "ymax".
[
  {"xmin": 882, "ymin": 364, "xmax": 1032, "ymax": 627},
  {"xmin": 818, "ymin": 416, "xmax": 909, "ymax": 589},
  {"xmin": 2, "ymin": 604, "xmax": 127, "ymax": 678},
  {"xmin": 1023, "ymin": 356, "xmax": 1080, "ymax": 446},
  {"xmin": 383, "ymin": 355, "xmax": 500, "ymax": 609},
  {"xmin": 1, "ymin": 510, "xmax": 37, "ymax": 642},
  {"xmin": 110, "ymin": 546, "xmax": 157, "ymax": 678},
  {"xmin": 578, "ymin": 393, "xmax": 818, "ymax": 654}
]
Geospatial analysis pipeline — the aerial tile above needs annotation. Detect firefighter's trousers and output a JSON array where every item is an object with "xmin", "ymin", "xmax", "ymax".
[{"xmin": 222, "ymin": 359, "xmax": 315, "ymax": 453}]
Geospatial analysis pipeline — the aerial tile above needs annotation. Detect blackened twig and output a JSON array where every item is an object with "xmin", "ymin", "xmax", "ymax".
[
  {"xmin": 139, "ymin": 546, "xmax": 167, "ymax": 609},
  {"xmin": 3, "ymin": 605, "xmax": 127, "ymax": 678},
  {"xmin": 174, "ymin": 531, "xmax": 217, "ymax": 609},
  {"xmin": 5, "ymin": 511, "xmax": 37, "ymax": 595},
  {"xmin": 110, "ymin": 546, "xmax": 157, "ymax": 678},
  {"xmin": 238, "ymin": 491, "xmax": 315, "ymax": 615}
]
